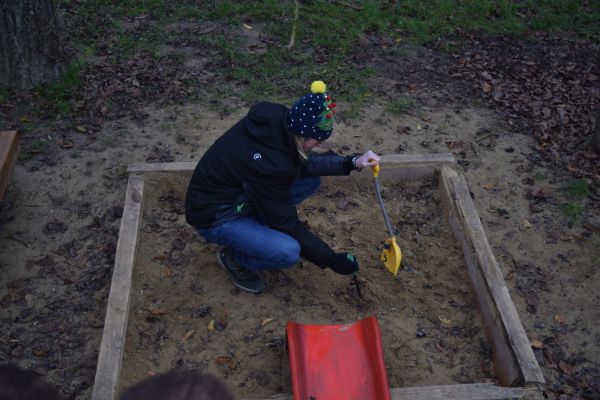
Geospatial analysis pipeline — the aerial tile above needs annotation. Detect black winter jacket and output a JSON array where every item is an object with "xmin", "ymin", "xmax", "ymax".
[{"xmin": 185, "ymin": 102, "xmax": 355, "ymax": 269}]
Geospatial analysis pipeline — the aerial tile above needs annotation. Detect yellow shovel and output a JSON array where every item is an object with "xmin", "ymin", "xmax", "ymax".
[{"xmin": 371, "ymin": 163, "xmax": 402, "ymax": 276}]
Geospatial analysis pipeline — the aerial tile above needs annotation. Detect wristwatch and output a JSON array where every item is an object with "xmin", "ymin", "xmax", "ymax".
[{"xmin": 351, "ymin": 155, "xmax": 361, "ymax": 171}]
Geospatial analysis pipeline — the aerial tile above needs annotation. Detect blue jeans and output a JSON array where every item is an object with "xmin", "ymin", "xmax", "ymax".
[{"xmin": 197, "ymin": 176, "xmax": 320, "ymax": 271}]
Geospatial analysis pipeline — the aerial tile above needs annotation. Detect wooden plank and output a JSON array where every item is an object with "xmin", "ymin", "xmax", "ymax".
[
  {"xmin": 338, "ymin": 153, "xmax": 454, "ymax": 184},
  {"xmin": 126, "ymin": 153, "xmax": 455, "ymax": 175},
  {"xmin": 0, "ymin": 130, "xmax": 19, "ymax": 202},
  {"xmin": 251, "ymin": 384, "xmax": 529, "ymax": 400},
  {"xmin": 380, "ymin": 152, "xmax": 455, "ymax": 165},
  {"xmin": 92, "ymin": 175, "xmax": 144, "ymax": 400},
  {"xmin": 439, "ymin": 167, "xmax": 520, "ymax": 385},
  {"xmin": 391, "ymin": 383, "xmax": 527, "ymax": 400},
  {"xmin": 127, "ymin": 161, "xmax": 196, "ymax": 173},
  {"xmin": 439, "ymin": 167, "xmax": 545, "ymax": 386}
]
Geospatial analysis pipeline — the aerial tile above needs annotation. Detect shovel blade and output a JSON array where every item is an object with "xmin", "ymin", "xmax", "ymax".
[{"xmin": 380, "ymin": 237, "xmax": 402, "ymax": 276}]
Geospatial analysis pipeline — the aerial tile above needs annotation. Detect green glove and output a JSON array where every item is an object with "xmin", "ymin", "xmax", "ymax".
[{"xmin": 329, "ymin": 252, "xmax": 359, "ymax": 275}]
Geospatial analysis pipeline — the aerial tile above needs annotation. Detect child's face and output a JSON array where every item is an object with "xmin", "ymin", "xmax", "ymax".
[{"xmin": 302, "ymin": 138, "xmax": 323, "ymax": 153}]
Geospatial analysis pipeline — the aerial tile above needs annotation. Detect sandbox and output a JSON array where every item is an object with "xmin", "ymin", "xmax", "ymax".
[{"xmin": 91, "ymin": 154, "xmax": 545, "ymax": 400}]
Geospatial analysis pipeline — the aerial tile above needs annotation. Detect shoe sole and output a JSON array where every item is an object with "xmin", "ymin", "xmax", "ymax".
[{"xmin": 216, "ymin": 249, "xmax": 263, "ymax": 294}]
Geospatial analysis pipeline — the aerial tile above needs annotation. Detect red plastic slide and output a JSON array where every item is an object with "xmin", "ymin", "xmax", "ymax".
[{"xmin": 286, "ymin": 315, "xmax": 391, "ymax": 400}]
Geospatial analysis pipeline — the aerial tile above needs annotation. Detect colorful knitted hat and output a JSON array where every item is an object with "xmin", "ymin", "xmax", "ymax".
[{"xmin": 287, "ymin": 80, "xmax": 337, "ymax": 141}]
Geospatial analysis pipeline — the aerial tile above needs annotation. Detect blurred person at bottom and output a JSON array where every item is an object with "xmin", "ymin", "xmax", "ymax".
[
  {"xmin": 0, "ymin": 364, "xmax": 63, "ymax": 400},
  {"xmin": 120, "ymin": 370, "xmax": 234, "ymax": 400}
]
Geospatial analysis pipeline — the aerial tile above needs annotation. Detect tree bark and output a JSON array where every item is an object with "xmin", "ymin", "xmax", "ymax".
[
  {"xmin": 0, "ymin": 0, "xmax": 64, "ymax": 89},
  {"xmin": 592, "ymin": 111, "xmax": 600, "ymax": 153}
]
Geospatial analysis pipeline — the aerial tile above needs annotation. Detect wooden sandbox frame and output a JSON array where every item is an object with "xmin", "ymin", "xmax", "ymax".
[
  {"xmin": 0, "ymin": 130, "xmax": 19, "ymax": 203},
  {"xmin": 91, "ymin": 154, "xmax": 545, "ymax": 400}
]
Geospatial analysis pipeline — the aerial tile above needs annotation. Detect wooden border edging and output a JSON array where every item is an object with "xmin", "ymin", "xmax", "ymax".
[
  {"xmin": 439, "ymin": 167, "xmax": 545, "ymax": 388},
  {"xmin": 380, "ymin": 153, "xmax": 455, "ymax": 165},
  {"xmin": 259, "ymin": 383, "xmax": 528, "ymax": 400},
  {"xmin": 127, "ymin": 161, "xmax": 196, "ymax": 173},
  {"xmin": 0, "ymin": 130, "xmax": 19, "ymax": 202},
  {"xmin": 389, "ymin": 383, "xmax": 526, "ymax": 400},
  {"xmin": 92, "ymin": 175, "xmax": 145, "ymax": 400},
  {"xmin": 126, "ymin": 153, "xmax": 456, "ymax": 174}
]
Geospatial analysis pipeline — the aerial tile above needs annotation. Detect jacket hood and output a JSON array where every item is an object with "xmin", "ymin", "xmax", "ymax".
[{"xmin": 245, "ymin": 102, "xmax": 290, "ymax": 146}]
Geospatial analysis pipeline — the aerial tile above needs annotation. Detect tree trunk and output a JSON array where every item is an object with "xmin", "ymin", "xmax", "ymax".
[
  {"xmin": 592, "ymin": 111, "xmax": 600, "ymax": 153},
  {"xmin": 0, "ymin": 0, "xmax": 64, "ymax": 89}
]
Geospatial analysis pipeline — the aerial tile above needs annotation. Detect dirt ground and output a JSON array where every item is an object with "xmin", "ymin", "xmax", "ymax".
[{"xmin": 1, "ymin": 37, "xmax": 599, "ymax": 400}]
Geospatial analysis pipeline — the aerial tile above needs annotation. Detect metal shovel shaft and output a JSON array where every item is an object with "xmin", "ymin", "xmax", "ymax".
[
  {"xmin": 353, "ymin": 274, "xmax": 362, "ymax": 299},
  {"xmin": 374, "ymin": 177, "xmax": 394, "ymax": 237}
]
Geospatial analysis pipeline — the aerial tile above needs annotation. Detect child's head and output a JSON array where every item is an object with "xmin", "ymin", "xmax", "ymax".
[
  {"xmin": 287, "ymin": 80, "xmax": 337, "ymax": 143},
  {"xmin": 0, "ymin": 364, "xmax": 63, "ymax": 400},
  {"xmin": 120, "ymin": 370, "xmax": 234, "ymax": 400}
]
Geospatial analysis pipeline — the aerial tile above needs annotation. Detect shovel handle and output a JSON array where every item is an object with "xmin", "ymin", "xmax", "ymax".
[
  {"xmin": 352, "ymin": 272, "xmax": 362, "ymax": 299},
  {"xmin": 371, "ymin": 161, "xmax": 380, "ymax": 178}
]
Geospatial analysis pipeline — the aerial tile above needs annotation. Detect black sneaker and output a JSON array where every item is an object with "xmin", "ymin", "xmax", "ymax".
[{"xmin": 217, "ymin": 248, "xmax": 265, "ymax": 293}]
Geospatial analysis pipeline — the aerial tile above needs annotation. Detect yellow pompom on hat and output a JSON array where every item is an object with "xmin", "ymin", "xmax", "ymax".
[
  {"xmin": 311, "ymin": 80, "xmax": 327, "ymax": 94},
  {"xmin": 287, "ymin": 80, "xmax": 337, "ymax": 141}
]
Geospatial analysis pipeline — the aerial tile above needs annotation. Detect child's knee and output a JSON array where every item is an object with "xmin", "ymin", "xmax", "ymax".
[
  {"xmin": 275, "ymin": 241, "xmax": 301, "ymax": 267},
  {"xmin": 306, "ymin": 176, "xmax": 321, "ymax": 193}
]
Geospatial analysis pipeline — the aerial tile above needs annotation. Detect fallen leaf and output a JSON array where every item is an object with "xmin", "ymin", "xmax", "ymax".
[
  {"xmin": 25, "ymin": 294, "xmax": 35, "ymax": 308},
  {"xmin": 214, "ymin": 319, "xmax": 227, "ymax": 331},
  {"xmin": 446, "ymin": 140, "xmax": 464, "ymax": 149},
  {"xmin": 70, "ymin": 255, "xmax": 88, "ymax": 268},
  {"xmin": 525, "ymin": 293, "xmax": 539, "ymax": 314},
  {"xmin": 483, "ymin": 183, "xmax": 496, "ymax": 190},
  {"xmin": 554, "ymin": 314, "xmax": 566, "ymax": 325},
  {"xmin": 34, "ymin": 255, "xmax": 54, "ymax": 267},
  {"xmin": 145, "ymin": 370, "xmax": 157, "ymax": 377},
  {"xmin": 530, "ymin": 339, "xmax": 544, "ymax": 349},
  {"xmin": 438, "ymin": 316, "xmax": 452, "ymax": 326},
  {"xmin": 522, "ymin": 219, "xmax": 532, "ymax": 229},
  {"xmin": 544, "ymin": 349, "xmax": 557, "ymax": 369},
  {"xmin": 531, "ymin": 186, "xmax": 553, "ymax": 199},
  {"xmin": 261, "ymin": 318, "xmax": 275, "ymax": 328},
  {"xmin": 242, "ymin": 23, "xmax": 253, "ymax": 29},
  {"xmin": 559, "ymin": 360, "xmax": 575, "ymax": 375},
  {"xmin": 33, "ymin": 348, "xmax": 46, "ymax": 356},
  {"xmin": 21, "ymin": 117, "xmax": 30, "ymax": 123},
  {"xmin": 182, "ymin": 330, "xmax": 194, "ymax": 341},
  {"xmin": 542, "ymin": 107, "xmax": 551, "ymax": 117},
  {"xmin": 58, "ymin": 139, "xmax": 74, "ymax": 149},
  {"xmin": 423, "ymin": 341, "xmax": 443, "ymax": 353},
  {"xmin": 76, "ymin": 125, "xmax": 87, "ymax": 133},
  {"xmin": 481, "ymin": 71, "xmax": 493, "ymax": 81},
  {"xmin": 149, "ymin": 308, "xmax": 166, "ymax": 316},
  {"xmin": 336, "ymin": 198, "xmax": 349, "ymax": 210},
  {"xmin": 207, "ymin": 319, "xmax": 215, "ymax": 331},
  {"xmin": 216, "ymin": 355, "xmax": 238, "ymax": 370}
]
